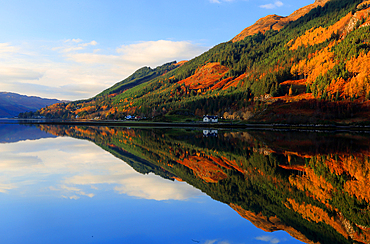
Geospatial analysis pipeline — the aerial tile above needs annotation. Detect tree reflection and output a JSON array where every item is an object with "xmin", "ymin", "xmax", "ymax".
[{"xmin": 38, "ymin": 125, "xmax": 370, "ymax": 244}]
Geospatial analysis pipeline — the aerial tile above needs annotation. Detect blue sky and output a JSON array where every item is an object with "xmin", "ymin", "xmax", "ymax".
[{"xmin": 0, "ymin": 0, "xmax": 315, "ymax": 100}]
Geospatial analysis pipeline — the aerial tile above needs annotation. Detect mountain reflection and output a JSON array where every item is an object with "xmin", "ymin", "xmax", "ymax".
[
  {"xmin": 0, "ymin": 123, "xmax": 55, "ymax": 143},
  {"xmin": 37, "ymin": 125, "xmax": 370, "ymax": 244}
]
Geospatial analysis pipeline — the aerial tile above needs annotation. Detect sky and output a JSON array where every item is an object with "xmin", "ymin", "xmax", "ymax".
[{"xmin": 0, "ymin": 0, "xmax": 315, "ymax": 100}]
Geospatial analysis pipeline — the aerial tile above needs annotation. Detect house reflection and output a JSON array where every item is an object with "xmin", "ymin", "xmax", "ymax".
[{"xmin": 203, "ymin": 129, "xmax": 218, "ymax": 137}]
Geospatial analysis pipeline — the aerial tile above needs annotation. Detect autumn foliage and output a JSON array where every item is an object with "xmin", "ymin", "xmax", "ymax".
[{"xmin": 344, "ymin": 51, "xmax": 370, "ymax": 98}]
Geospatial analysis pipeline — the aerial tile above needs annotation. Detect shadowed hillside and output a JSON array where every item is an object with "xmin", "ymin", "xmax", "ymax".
[{"xmin": 0, "ymin": 92, "xmax": 62, "ymax": 118}]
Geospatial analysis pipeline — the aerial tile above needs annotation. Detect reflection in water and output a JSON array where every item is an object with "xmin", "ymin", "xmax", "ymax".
[
  {"xmin": 0, "ymin": 123, "xmax": 55, "ymax": 143},
  {"xmin": 0, "ymin": 132, "xmax": 202, "ymax": 201},
  {"xmin": 203, "ymin": 129, "xmax": 218, "ymax": 137},
  {"xmin": 1, "ymin": 125, "xmax": 234, "ymax": 244},
  {"xmin": 35, "ymin": 125, "xmax": 370, "ymax": 244}
]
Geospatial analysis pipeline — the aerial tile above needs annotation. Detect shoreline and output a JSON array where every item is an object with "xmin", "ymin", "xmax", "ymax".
[{"xmin": 2, "ymin": 118, "xmax": 370, "ymax": 132}]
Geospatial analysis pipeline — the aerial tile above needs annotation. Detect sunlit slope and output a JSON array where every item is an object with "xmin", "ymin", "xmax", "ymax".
[
  {"xmin": 231, "ymin": 0, "xmax": 331, "ymax": 42},
  {"xmin": 28, "ymin": 0, "xmax": 370, "ymax": 123}
]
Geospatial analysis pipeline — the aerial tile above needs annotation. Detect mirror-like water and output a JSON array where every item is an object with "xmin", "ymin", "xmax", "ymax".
[{"xmin": 2, "ymin": 122, "xmax": 370, "ymax": 244}]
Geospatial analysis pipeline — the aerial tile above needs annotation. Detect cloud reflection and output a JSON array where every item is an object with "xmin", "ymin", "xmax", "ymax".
[
  {"xmin": 0, "ymin": 137, "xmax": 203, "ymax": 201},
  {"xmin": 64, "ymin": 169, "xmax": 202, "ymax": 201},
  {"xmin": 204, "ymin": 240, "xmax": 231, "ymax": 244},
  {"xmin": 205, "ymin": 240, "xmax": 217, "ymax": 244},
  {"xmin": 50, "ymin": 185, "xmax": 95, "ymax": 198},
  {"xmin": 256, "ymin": 235, "xmax": 283, "ymax": 244},
  {"xmin": 0, "ymin": 183, "xmax": 17, "ymax": 193},
  {"xmin": 113, "ymin": 174, "xmax": 202, "ymax": 200}
]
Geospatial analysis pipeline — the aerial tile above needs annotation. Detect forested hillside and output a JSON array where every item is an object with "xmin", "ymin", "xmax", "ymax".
[{"xmin": 25, "ymin": 0, "xmax": 370, "ymax": 123}]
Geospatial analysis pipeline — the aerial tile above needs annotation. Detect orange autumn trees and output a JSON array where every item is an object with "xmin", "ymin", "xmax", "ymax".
[
  {"xmin": 291, "ymin": 45, "xmax": 336, "ymax": 86},
  {"xmin": 177, "ymin": 62, "xmax": 229, "ymax": 90},
  {"xmin": 288, "ymin": 12, "xmax": 353, "ymax": 50},
  {"xmin": 289, "ymin": 166, "xmax": 334, "ymax": 205},
  {"xmin": 344, "ymin": 51, "xmax": 370, "ymax": 98}
]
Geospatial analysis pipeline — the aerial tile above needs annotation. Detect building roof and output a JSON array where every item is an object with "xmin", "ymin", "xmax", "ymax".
[{"xmin": 203, "ymin": 115, "xmax": 218, "ymax": 119}]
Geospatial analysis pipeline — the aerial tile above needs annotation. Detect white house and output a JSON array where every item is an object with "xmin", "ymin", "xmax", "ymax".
[{"xmin": 203, "ymin": 115, "xmax": 218, "ymax": 123}]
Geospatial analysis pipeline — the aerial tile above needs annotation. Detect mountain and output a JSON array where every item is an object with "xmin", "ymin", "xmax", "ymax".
[
  {"xmin": 0, "ymin": 92, "xmax": 62, "ymax": 118},
  {"xmin": 28, "ymin": 0, "xmax": 370, "ymax": 124}
]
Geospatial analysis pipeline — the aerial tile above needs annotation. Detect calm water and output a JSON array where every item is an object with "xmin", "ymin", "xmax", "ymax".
[{"xmin": 1, "ymin": 122, "xmax": 369, "ymax": 244}]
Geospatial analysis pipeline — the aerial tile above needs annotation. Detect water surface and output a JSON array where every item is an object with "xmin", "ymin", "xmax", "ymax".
[{"xmin": 2, "ymin": 123, "xmax": 370, "ymax": 244}]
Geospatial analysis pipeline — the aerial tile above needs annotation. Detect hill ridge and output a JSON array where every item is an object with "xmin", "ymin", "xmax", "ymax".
[
  {"xmin": 0, "ymin": 92, "xmax": 62, "ymax": 118},
  {"xmin": 231, "ymin": 0, "xmax": 331, "ymax": 42}
]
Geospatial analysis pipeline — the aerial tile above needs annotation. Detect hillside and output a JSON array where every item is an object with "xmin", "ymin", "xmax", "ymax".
[
  {"xmin": 0, "ymin": 92, "xmax": 62, "ymax": 118},
  {"xmin": 27, "ymin": 0, "xmax": 370, "ymax": 124}
]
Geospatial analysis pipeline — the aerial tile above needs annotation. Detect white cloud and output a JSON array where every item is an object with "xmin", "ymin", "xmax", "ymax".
[
  {"xmin": 52, "ymin": 39, "xmax": 98, "ymax": 53},
  {"xmin": 84, "ymin": 40, "xmax": 98, "ymax": 46},
  {"xmin": 256, "ymin": 235, "xmax": 281, "ymax": 244},
  {"xmin": 260, "ymin": 1, "xmax": 284, "ymax": 9},
  {"xmin": 65, "ymin": 39, "xmax": 83, "ymax": 43},
  {"xmin": 0, "ymin": 67, "xmax": 43, "ymax": 81},
  {"xmin": 115, "ymin": 40, "xmax": 205, "ymax": 66},
  {"xmin": 0, "ymin": 40, "xmax": 207, "ymax": 100},
  {"xmin": 0, "ymin": 43, "xmax": 20, "ymax": 55},
  {"xmin": 275, "ymin": 1, "xmax": 283, "ymax": 7},
  {"xmin": 209, "ymin": 0, "xmax": 234, "ymax": 3}
]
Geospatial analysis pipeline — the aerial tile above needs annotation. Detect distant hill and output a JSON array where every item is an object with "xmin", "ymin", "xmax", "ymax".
[
  {"xmin": 29, "ymin": 0, "xmax": 370, "ymax": 124},
  {"xmin": 0, "ymin": 92, "xmax": 62, "ymax": 118}
]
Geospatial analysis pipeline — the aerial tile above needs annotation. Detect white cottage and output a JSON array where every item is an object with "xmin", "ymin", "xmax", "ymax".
[{"xmin": 203, "ymin": 115, "xmax": 218, "ymax": 123}]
